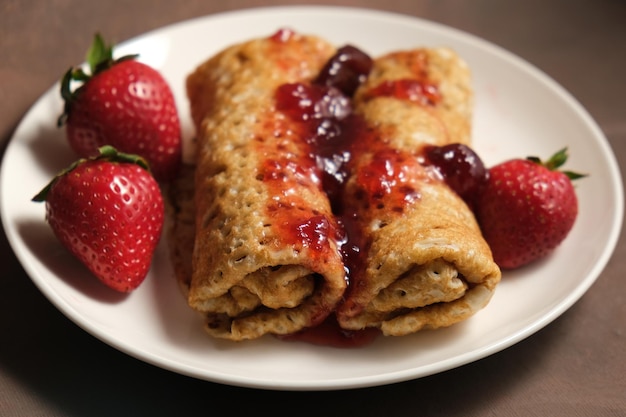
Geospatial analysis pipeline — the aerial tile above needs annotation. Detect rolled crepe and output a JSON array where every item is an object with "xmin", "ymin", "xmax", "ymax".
[
  {"xmin": 181, "ymin": 31, "xmax": 347, "ymax": 341},
  {"xmin": 335, "ymin": 48, "xmax": 501, "ymax": 336}
]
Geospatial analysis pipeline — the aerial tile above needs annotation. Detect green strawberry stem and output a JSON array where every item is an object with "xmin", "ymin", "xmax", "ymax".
[
  {"xmin": 32, "ymin": 146, "xmax": 150, "ymax": 202},
  {"xmin": 87, "ymin": 32, "xmax": 115, "ymax": 73},
  {"xmin": 526, "ymin": 147, "xmax": 587, "ymax": 181},
  {"xmin": 57, "ymin": 33, "xmax": 139, "ymax": 127}
]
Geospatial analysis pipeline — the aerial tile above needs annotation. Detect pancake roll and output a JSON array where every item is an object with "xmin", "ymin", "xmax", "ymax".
[
  {"xmin": 175, "ymin": 30, "xmax": 348, "ymax": 341},
  {"xmin": 335, "ymin": 48, "xmax": 501, "ymax": 336}
]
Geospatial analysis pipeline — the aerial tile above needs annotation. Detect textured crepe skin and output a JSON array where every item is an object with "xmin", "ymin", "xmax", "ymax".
[
  {"xmin": 335, "ymin": 48, "xmax": 501, "ymax": 336},
  {"xmin": 183, "ymin": 33, "xmax": 347, "ymax": 341}
]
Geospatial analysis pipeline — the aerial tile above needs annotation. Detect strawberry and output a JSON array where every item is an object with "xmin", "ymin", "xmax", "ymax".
[
  {"xmin": 58, "ymin": 33, "xmax": 181, "ymax": 182},
  {"xmin": 476, "ymin": 148, "xmax": 586, "ymax": 269},
  {"xmin": 32, "ymin": 146, "xmax": 164, "ymax": 292}
]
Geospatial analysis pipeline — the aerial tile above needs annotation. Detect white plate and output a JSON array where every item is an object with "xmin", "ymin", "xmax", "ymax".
[{"xmin": 1, "ymin": 6, "xmax": 622, "ymax": 391}]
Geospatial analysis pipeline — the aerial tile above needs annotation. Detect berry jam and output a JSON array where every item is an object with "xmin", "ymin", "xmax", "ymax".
[
  {"xmin": 275, "ymin": 83, "xmax": 352, "ymax": 123},
  {"xmin": 255, "ymin": 126, "xmax": 341, "ymax": 264},
  {"xmin": 363, "ymin": 50, "xmax": 441, "ymax": 105},
  {"xmin": 314, "ymin": 45, "xmax": 374, "ymax": 96},
  {"xmin": 274, "ymin": 82, "xmax": 353, "ymax": 206},
  {"xmin": 294, "ymin": 215, "xmax": 334, "ymax": 253},
  {"xmin": 424, "ymin": 143, "xmax": 488, "ymax": 209},
  {"xmin": 270, "ymin": 74, "xmax": 434, "ymax": 348},
  {"xmin": 257, "ymin": 40, "xmax": 477, "ymax": 347},
  {"xmin": 356, "ymin": 148, "xmax": 422, "ymax": 211},
  {"xmin": 365, "ymin": 79, "xmax": 441, "ymax": 106},
  {"xmin": 269, "ymin": 28, "xmax": 296, "ymax": 43},
  {"xmin": 277, "ymin": 314, "xmax": 379, "ymax": 348}
]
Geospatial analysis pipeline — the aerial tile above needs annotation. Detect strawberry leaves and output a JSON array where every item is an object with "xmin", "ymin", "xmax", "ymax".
[
  {"xmin": 58, "ymin": 33, "xmax": 139, "ymax": 127},
  {"xmin": 526, "ymin": 147, "xmax": 587, "ymax": 181},
  {"xmin": 32, "ymin": 145, "xmax": 151, "ymax": 203},
  {"xmin": 86, "ymin": 32, "xmax": 115, "ymax": 73}
]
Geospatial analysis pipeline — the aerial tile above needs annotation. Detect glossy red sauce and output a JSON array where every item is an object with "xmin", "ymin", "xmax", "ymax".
[
  {"xmin": 269, "ymin": 28, "xmax": 296, "ymax": 43},
  {"xmin": 423, "ymin": 143, "xmax": 489, "ymax": 210},
  {"xmin": 277, "ymin": 314, "xmax": 380, "ymax": 348},
  {"xmin": 257, "ymin": 39, "xmax": 450, "ymax": 347},
  {"xmin": 365, "ymin": 79, "xmax": 441, "ymax": 106},
  {"xmin": 255, "ymin": 115, "xmax": 340, "ymax": 265},
  {"xmin": 364, "ymin": 50, "xmax": 441, "ymax": 105},
  {"xmin": 293, "ymin": 215, "xmax": 333, "ymax": 253},
  {"xmin": 356, "ymin": 148, "xmax": 423, "ymax": 211}
]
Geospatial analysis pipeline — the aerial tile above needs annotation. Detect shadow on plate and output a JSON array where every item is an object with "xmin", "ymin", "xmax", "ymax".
[
  {"xmin": 26, "ymin": 121, "xmax": 77, "ymax": 177},
  {"xmin": 16, "ymin": 218, "xmax": 128, "ymax": 304}
]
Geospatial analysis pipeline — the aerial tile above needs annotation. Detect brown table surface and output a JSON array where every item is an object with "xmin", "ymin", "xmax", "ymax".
[{"xmin": 1, "ymin": 1, "xmax": 625, "ymax": 415}]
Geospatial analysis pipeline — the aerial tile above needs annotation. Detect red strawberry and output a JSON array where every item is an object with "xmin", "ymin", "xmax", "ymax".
[
  {"xmin": 58, "ymin": 33, "xmax": 181, "ymax": 182},
  {"xmin": 476, "ymin": 148, "xmax": 586, "ymax": 269},
  {"xmin": 32, "ymin": 146, "xmax": 164, "ymax": 292}
]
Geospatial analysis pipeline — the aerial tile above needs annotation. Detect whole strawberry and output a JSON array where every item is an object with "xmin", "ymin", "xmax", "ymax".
[
  {"xmin": 32, "ymin": 146, "xmax": 164, "ymax": 292},
  {"xmin": 476, "ymin": 148, "xmax": 586, "ymax": 269},
  {"xmin": 58, "ymin": 33, "xmax": 181, "ymax": 182}
]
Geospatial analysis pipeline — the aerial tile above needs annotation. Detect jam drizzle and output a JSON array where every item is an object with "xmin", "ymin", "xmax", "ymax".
[
  {"xmin": 365, "ymin": 79, "xmax": 442, "ymax": 106},
  {"xmin": 255, "ymin": 112, "xmax": 340, "ymax": 264},
  {"xmin": 364, "ymin": 49, "xmax": 442, "ymax": 106},
  {"xmin": 258, "ymin": 34, "xmax": 482, "ymax": 347},
  {"xmin": 277, "ymin": 314, "xmax": 379, "ymax": 348}
]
